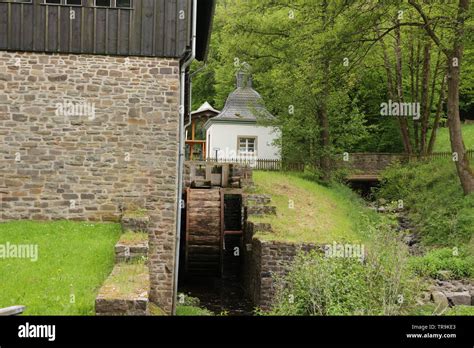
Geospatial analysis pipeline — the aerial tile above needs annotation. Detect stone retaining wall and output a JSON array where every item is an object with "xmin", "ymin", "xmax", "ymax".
[
  {"xmin": 338, "ymin": 153, "xmax": 408, "ymax": 174},
  {"xmin": 242, "ymin": 221, "xmax": 323, "ymax": 309}
]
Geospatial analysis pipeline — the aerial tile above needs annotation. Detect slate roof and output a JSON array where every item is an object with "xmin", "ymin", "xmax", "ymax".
[{"xmin": 209, "ymin": 69, "xmax": 274, "ymax": 123}]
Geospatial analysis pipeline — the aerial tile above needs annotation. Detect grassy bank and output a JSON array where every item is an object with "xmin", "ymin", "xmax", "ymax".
[
  {"xmin": 251, "ymin": 171, "xmax": 379, "ymax": 244},
  {"xmin": 377, "ymin": 160, "xmax": 474, "ymax": 247},
  {"xmin": 376, "ymin": 160, "xmax": 474, "ymax": 281},
  {"xmin": 433, "ymin": 124, "xmax": 474, "ymax": 152},
  {"xmin": 0, "ymin": 220, "xmax": 121, "ymax": 315}
]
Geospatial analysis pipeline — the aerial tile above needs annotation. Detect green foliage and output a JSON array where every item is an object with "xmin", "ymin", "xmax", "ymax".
[
  {"xmin": 444, "ymin": 306, "xmax": 474, "ymax": 316},
  {"xmin": 408, "ymin": 247, "xmax": 474, "ymax": 280},
  {"xmin": 176, "ymin": 305, "xmax": 214, "ymax": 316},
  {"xmin": 192, "ymin": 0, "xmax": 474, "ymax": 162},
  {"xmin": 177, "ymin": 293, "xmax": 201, "ymax": 307},
  {"xmin": 268, "ymin": 225, "xmax": 419, "ymax": 316},
  {"xmin": 376, "ymin": 160, "xmax": 474, "ymax": 246},
  {"xmin": 0, "ymin": 221, "xmax": 121, "ymax": 315}
]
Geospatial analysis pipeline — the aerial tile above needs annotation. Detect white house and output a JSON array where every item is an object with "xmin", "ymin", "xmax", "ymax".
[{"xmin": 204, "ymin": 69, "xmax": 281, "ymax": 161}]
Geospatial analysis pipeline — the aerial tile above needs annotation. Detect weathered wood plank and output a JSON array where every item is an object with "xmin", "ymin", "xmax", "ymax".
[
  {"xmin": 141, "ymin": 0, "xmax": 154, "ymax": 56},
  {"xmin": 187, "ymin": 201, "xmax": 220, "ymax": 209},
  {"xmin": 164, "ymin": 0, "xmax": 177, "ymax": 56},
  {"xmin": 46, "ymin": 6, "xmax": 59, "ymax": 51},
  {"xmin": 22, "ymin": 4, "xmax": 34, "ymax": 51},
  {"xmin": 0, "ymin": 1, "xmax": 194, "ymax": 58},
  {"xmin": 107, "ymin": 9, "xmax": 118, "ymax": 55},
  {"xmin": 59, "ymin": 7, "xmax": 70, "ymax": 52},
  {"xmin": 0, "ymin": 4, "xmax": 8, "ymax": 49},
  {"xmin": 95, "ymin": 8, "xmax": 106, "ymax": 53},
  {"xmin": 10, "ymin": 4, "xmax": 22, "ymax": 50}
]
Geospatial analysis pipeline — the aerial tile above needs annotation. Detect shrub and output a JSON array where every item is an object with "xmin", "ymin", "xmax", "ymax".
[
  {"xmin": 176, "ymin": 305, "xmax": 213, "ymax": 316},
  {"xmin": 408, "ymin": 247, "xmax": 474, "ymax": 280},
  {"xmin": 268, "ymin": 224, "xmax": 420, "ymax": 315}
]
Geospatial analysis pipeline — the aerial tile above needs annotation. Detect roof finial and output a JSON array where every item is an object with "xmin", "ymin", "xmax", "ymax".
[{"xmin": 236, "ymin": 62, "xmax": 252, "ymax": 88}]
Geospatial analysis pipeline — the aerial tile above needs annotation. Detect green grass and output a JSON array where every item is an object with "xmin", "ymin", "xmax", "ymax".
[
  {"xmin": 176, "ymin": 305, "xmax": 214, "ymax": 316},
  {"xmin": 411, "ymin": 304, "xmax": 474, "ymax": 316},
  {"xmin": 251, "ymin": 171, "xmax": 377, "ymax": 244},
  {"xmin": 118, "ymin": 231, "xmax": 148, "ymax": 245},
  {"xmin": 444, "ymin": 305, "xmax": 474, "ymax": 316},
  {"xmin": 433, "ymin": 124, "xmax": 474, "ymax": 152},
  {"xmin": 0, "ymin": 220, "xmax": 121, "ymax": 315}
]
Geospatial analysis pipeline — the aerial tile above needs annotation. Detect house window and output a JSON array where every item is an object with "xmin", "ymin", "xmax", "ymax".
[
  {"xmin": 95, "ymin": 0, "xmax": 110, "ymax": 6},
  {"xmin": 116, "ymin": 0, "xmax": 131, "ymax": 7},
  {"xmin": 44, "ymin": 0, "xmax": 82, "ymax": 5},
  {"xmin": 238, "ymin": 137, "xmax": 257, "ymax": 154},
  {"xmin": 95, "ymin": 0, "xmax": 132, "ymax": 8}
]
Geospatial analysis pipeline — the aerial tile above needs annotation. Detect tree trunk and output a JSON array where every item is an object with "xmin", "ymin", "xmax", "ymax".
[
  {"xmin": 420, "ymin": 39, "xmax": 431, "ymax": 155},
  {"xmin": 414, "ymin": 39, "xmax": 421, "ymax": 153},
  {"xmin": 427, "ymin": 74, "xmax": 447, "ymax": 154},
  {"xmin": 446, "ymin": 0, "xmax": 474, "ymax": 195},
  {"xmin": 319, "ymin": 0, "xmax": 331, "ymax": 181},
  {"xmin": 394, "ymin": 22, "xmax": 412, "ymax": 154},
  {"xmin": 408, "ymin": 0, "xmax": 473, "ymax": 194},
  {"xmin": 447, "ymin": 56, "xmax": 474, "ymax": 194}
]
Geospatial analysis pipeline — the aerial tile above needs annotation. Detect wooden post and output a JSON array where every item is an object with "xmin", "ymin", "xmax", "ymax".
[
  {"xmin": 184, "ymin": 188, "xmax": 190, "ymax": 274},
  {"xmin": 220, "ymin": 188, "xmax": 225, "ymax": 277}
]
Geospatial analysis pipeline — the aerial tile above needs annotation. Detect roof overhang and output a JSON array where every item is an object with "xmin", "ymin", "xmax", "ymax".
[{"xmin": 196, "ymin": 0, "xmax": 216, "ymax": 61}]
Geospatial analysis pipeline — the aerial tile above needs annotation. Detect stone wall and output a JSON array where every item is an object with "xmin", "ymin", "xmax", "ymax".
[
  {"xmin": 242, "ymin": 221, "xmax": 323, "ymax": 309},
  {"xmin": 339, "ymin": 153, "xmax": 408, "ymax": 174},
  {"xmin": 0, "ymin": 51, "xmax": 180, "ymax": 313}
]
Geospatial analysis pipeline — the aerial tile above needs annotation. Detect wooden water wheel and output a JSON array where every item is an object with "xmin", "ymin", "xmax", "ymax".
[{"xmin": 185, "ymin": 188, "xmax": 222, "ymax": 276}]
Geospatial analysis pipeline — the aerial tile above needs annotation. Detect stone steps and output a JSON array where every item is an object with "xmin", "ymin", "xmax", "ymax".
[
  {"xmin": 244, "ymin": 194, "xmax": 272, "ymax": 205},
  {"xmin": 121, "ymin": 211, "xmax": 150, "ymax": 233},
  {"xmin": 246, "ymin": 205, "xmax": 277, "ymax": 216},
  {"xmin": 115, "ymin": 232, "xmax": 149, "ymax": 263},
  {"xmin": 95, "ymin": 263, "xmax": 149, "ymax": 316},
  {"xmin": 95, "ymin": 212, "xmax": 153, "ymax": 316}
]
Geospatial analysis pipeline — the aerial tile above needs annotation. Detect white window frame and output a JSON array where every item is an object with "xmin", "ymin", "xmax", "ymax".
[{"xmin": 238, "ymin": 136, "xmax": 257, "ymax": 155}]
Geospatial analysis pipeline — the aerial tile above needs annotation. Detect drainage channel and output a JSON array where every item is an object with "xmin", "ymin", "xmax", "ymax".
[
  {"xmin": 178, "ymin": 231, "xmax": 254, "ymax": 316},
  {"xmin": 178, "ymin": 275, "xmax": 254, "ymax": 316}
]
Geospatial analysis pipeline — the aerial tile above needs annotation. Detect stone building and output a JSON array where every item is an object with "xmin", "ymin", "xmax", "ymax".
[{"xmin": 0, "ymin": 0, "xmax": 215, "ymax": 313}]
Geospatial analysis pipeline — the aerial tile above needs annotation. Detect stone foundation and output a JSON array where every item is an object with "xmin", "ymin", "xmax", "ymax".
[{"xmin": 242, "ymin": 221, "xmax": 323, "ymax": 310}]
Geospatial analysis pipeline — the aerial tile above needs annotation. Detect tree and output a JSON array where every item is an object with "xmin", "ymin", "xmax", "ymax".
[{"xmin": 408, "ymin": 0, "xmax": 474, "ymax": 194}]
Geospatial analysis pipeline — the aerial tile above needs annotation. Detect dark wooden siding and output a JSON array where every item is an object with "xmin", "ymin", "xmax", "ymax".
[{"xmin": 0, "ymin": 0, "xmax": 192, "ymax": 58}]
